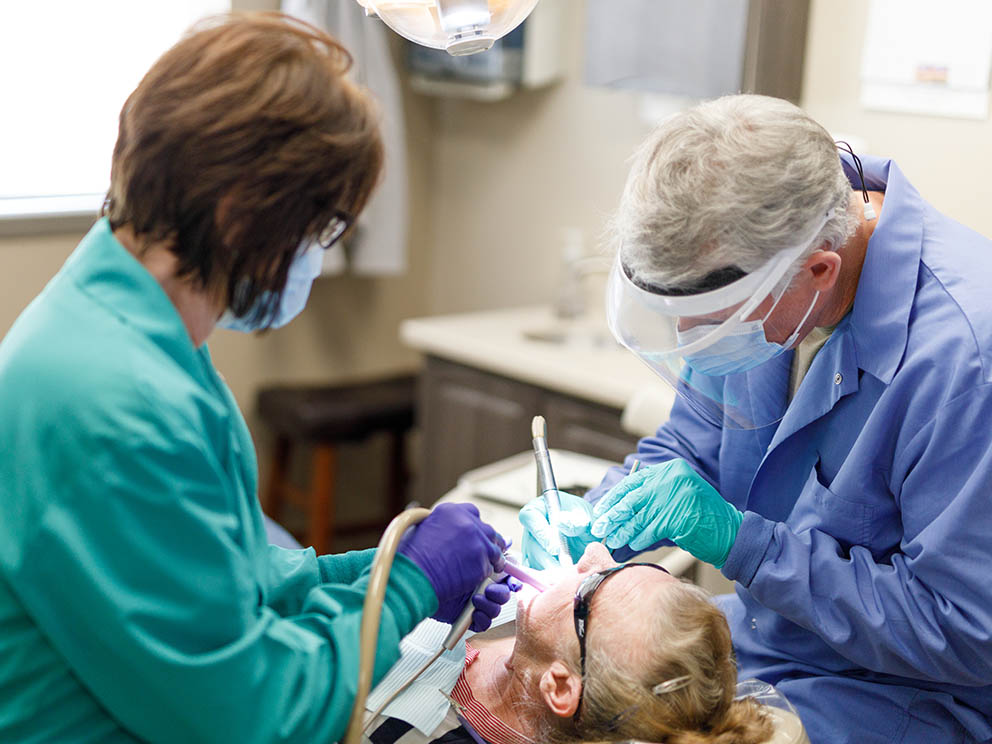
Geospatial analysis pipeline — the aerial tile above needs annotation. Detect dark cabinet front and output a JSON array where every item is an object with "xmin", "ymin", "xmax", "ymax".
[{"xmin": 416, "ymin": 356, "xmax": 638, "ymax": 504}]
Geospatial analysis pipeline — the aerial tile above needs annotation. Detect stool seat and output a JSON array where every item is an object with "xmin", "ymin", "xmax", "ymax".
[
  {"xmin": 258, "ymin": 376, "xmax": 416, "ymax": 442},
  {"xmin": 257, "ymin": 374, "xmax": 417, "ymax": 554}
]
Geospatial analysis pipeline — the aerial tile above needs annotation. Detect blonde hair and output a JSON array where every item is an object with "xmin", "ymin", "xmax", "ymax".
[{"xmin": 542, "ymin": 581, "xmax": 773, "ymax": 744}]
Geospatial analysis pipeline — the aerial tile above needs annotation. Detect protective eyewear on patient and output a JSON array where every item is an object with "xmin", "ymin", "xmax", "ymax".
[
  {"xmin": 572, "ymin": 562, "xmax": 670, "ymax": 721},
  {"xmin": 314, "ymin": 209, "xmax": 352, "ymax": 250}
]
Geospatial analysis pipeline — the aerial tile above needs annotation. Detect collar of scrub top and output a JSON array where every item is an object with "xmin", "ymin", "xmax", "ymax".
[
  {"xmin": 64, "ymin": 218, "xmax": 212, "ymax": 384},
  {"xmin": 615, "ymin": 210, "xmax": 833, "ymax": 359},
  {"xmin": 836, "ymin": 152, "xmax": 922, "ymax": 386}
]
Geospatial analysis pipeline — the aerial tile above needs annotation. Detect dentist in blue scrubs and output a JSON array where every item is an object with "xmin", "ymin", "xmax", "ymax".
[{"xmin": 521, "ymin": 95, "xmax": 992, "ymax": 743}]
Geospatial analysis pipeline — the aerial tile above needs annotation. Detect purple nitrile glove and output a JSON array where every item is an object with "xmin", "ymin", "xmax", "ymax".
[
  {"xmin": 468, "ymin": 579, "xmax": 519, "ymax": 633},
  {"xmin": 398, "ymin": 503, "xmax": 507, "ymax": 627}
]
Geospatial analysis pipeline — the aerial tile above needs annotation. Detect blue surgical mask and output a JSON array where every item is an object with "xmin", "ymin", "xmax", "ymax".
[
  {"xmin": 217, "ymin": 244, "xmax": 324, "ymax": 332},
  {"xmin": 678, "ymin": 291, "xmax": 819, "ymax": 377}
]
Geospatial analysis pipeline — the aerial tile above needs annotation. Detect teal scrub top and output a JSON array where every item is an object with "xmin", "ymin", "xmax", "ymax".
[{"xmin": 0, "ymin": 219, "xmax": 436, "ymax": 743}]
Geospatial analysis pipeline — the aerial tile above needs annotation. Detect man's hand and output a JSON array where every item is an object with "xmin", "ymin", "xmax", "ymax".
[{"xmin": 591, "ymin": 459, "xmax": 743, "ymax": 568}]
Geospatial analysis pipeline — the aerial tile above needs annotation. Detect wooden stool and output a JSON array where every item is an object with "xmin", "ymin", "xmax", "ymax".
[{"xmin": 257, "ymin": 375, "xmax": 416, "ymax": 554}]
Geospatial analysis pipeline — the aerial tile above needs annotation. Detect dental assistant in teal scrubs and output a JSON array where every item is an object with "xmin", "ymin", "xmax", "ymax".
[{"xmin": 0, "ymin": 14, "xmax": 508, "ymax": 743}]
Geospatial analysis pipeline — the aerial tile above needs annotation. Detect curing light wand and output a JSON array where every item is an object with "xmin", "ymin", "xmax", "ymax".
[
  {"xmin": 502, "ymin": 555, "xmax": 549, "ymax": 593},
  {"xmin": 531, "ymin": 415, "xmax": 573, "ymax": 568}
]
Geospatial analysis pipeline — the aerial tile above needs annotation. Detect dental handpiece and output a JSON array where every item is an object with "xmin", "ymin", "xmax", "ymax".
[
  {"xmin": 531, "ymin": 415, "xmax": 573, "ymax": 568},
  {"xmin": 441, "ymin": 558, "xmax": 548, "ymax": 654},
  {"xmin": 442, "ymin": 576, "xmax": 494, "ymax": 651}
]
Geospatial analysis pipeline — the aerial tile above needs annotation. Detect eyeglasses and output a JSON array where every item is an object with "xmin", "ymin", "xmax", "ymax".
[
  {"xmin": 572, "ymin": 562, "xmax": 670, "ymax": 721},
  {"xmin": 314, "ymin": 209, "xmax": 353, "ymax": 250}
]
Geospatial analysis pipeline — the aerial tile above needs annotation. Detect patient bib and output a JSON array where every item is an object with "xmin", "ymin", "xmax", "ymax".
[{"xmin": 366, "ymin": 594, "xmax": 519, "ymax": 735}]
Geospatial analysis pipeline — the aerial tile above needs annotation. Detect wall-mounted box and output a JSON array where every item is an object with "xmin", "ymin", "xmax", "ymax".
[{"xmin": 584, "ymin": 0, "xmax": 811, "ymax": 103}]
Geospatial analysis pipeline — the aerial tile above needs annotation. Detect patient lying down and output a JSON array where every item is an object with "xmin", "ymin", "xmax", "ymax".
[{"xmin": 364, "ymin": 543, "xmax": 774, "ymax": 744}]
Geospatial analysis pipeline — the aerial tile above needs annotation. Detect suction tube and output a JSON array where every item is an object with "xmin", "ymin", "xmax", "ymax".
[{"xmin": 343, "ymin": 507, "xmax": 431, "ymax": 744}]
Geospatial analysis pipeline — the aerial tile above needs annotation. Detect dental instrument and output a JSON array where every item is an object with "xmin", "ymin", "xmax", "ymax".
[
  {"xmin": 502, "ymin": 555, "xmax": 549, "ymax": 593},
  {"xmin": 359, "ymin": 554, "xmax": 547, "ymax": 735},
  {"xmin": 345, "ymin": 507, "xmax": 433, "ymax": 743},
  {"xmin": 531, "ymin": 415, "xmax": 573, "ymax": 567}
]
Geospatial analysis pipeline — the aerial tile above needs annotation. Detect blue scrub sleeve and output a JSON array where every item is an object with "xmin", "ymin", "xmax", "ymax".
[
  {"xmin": 723, "ymin": 383, "xmax": 992, "ymax": 685},
  {"xmin": 10, "ymin": 421, "xmax": 435, "ymax": 744}
]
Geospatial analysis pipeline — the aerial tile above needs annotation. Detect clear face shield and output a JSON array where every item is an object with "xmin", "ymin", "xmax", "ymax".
[{"xmin": 606, "ymin": 214, "xmax": 830, "ymax": 430}]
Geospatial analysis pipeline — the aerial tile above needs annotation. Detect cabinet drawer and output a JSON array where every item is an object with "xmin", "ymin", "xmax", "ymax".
[
  {"xmin": 416, "ymin": 357, "xmax": 638, "ymax": 504},
  {"xmin": 543, "ymin": 392, "xmax": 636, "ymax": 464}
]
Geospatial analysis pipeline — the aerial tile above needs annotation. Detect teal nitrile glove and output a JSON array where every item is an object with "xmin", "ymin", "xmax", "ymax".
[
  {"xmin": 590, "ymin": 459, "xmax": 743, "ymax": 568},
  {"xmin": 518, "ymin": 491, "xmax": 598, "ymax": 570}
]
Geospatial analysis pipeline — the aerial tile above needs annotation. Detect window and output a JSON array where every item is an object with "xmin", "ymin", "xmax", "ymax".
[{"xmin": 0, "ymin": 1, "xmax": 229, "ymax": 230}]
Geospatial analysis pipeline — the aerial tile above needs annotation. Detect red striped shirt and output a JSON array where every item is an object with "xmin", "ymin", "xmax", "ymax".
[{"xmin": 451, "ymin": 644, "xmax": 532, "ymax": 744}]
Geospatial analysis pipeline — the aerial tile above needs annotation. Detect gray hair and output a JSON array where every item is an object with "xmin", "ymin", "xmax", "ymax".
[
  {"xmin": 613, "ymin": 94, "xmax": 858, "ymax": 293},
  {"xmin": 537, "ymin": 580, "xmax": 773, "ymax": 744}
]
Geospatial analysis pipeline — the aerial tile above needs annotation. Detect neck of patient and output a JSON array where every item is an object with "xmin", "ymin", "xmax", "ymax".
[{"xmin": 466, "ymin": 636, "xmax": 540, "ymax": 738}]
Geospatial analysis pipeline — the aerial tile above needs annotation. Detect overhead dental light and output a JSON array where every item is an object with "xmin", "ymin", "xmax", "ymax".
[{"xmin": 354, "ymin": 0, "xmax": 540, "ymax": 56}]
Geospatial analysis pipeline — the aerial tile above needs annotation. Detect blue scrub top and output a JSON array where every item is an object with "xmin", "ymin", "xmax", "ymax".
[
  {"xmin": 590, "ymin": 155, "xmax": 992, "ymax": 743},
  {"xmin": 0, "ymin": 219, "xmax": 435, "ymax": 742}
]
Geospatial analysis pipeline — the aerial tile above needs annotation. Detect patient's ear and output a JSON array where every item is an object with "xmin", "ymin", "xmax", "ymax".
[{"xmin": 539, "ymin": 661, "xmax": 582, "ymax": 718}]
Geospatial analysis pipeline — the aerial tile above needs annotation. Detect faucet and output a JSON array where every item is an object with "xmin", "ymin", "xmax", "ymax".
[{"xmin": 554, "ymin": 253, "xmax": 611, "ymax": 321}]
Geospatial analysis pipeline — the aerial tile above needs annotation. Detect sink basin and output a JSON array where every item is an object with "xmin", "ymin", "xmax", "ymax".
[{"xmin": 522, "ymin": 325, "xmax": 617, "ymax": 349}]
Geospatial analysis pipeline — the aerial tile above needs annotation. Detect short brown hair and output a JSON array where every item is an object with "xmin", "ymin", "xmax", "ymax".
[{"xmin": 104, "ymin": 12, "xmax": 383, "ymax": 325}]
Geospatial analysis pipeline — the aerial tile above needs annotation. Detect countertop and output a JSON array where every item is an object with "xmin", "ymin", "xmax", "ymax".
[{"xmin": 399, "ymin": 305, "xmax": 675, "ymax": 415}]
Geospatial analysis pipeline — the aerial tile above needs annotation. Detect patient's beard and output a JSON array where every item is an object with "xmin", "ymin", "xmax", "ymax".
[
  {"xmin": 500, "ymin": 638, "xmax": 574, "ymax": 741},
  {"xmin": 500, "ymin": 663, "xmax": 547, "ymax": 741}
]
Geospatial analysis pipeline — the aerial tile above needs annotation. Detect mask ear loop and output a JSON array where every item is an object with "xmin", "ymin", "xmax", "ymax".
[
  {"xmin": 782, "ymin": 290, "xmax": 820, "ymax": 348},
  {"xmin": 759, "ymin": 195, "xmax": 835, "ymax": 343},
  {"xmin": 836, "ymin": 141, "xmax": 876, "ymax": 221},
  {"xmin": 754, "ymin": 263, "xmax": 798, "ymax": 327},
  {"xmin": 759, "ymin": 282, "xmax": 788, "ymax": 324},
  {"xmin": 758, "ymin": 269, "xmax": 820, "ymax": 348}
]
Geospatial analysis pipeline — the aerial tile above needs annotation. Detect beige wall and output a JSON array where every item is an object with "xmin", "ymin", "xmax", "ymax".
[
  {"xmin": 424, "ymin": 0, "xmax": 992, "ymax": 318},
  {"xmin": 801, "ymin": 0, "xmax": 992, "ymax": 236},
  {"xmin": 424, "ymin": 4, "xmax": 647, "ymax": 314}
]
